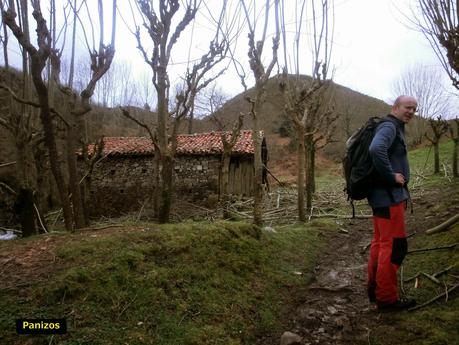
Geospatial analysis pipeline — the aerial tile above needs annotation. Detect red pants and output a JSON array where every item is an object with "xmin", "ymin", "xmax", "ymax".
[{"xmin": 367, "ymin": 202, "xmax": 408, "ymax": 304}]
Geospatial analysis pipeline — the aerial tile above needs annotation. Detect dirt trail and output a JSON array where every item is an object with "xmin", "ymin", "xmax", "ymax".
[
  {"xmin": 282, "ymin": 184, "xmax": 459, "ymax": 345},
  {"xmin": 289, "ymin": 217, "xmax": 375, "ymax": 344}
]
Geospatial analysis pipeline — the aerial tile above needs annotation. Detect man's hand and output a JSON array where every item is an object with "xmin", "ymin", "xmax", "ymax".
[{"xmin": 394, "ymin": 173, "xmax": 405, "ymax": 186}]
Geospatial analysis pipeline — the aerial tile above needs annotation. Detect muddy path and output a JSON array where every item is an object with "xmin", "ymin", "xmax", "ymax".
[
  {"xmin": 289, "ymin": 216, "xmax": 375, "ymax": 344},
  {"xmin": 280, "ymin": 184, "xmax": 459, "ymax": 345}
]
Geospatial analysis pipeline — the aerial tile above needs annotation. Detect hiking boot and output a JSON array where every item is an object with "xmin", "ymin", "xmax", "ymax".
[{"xmin": 377, "ymin": 298, "xmax": 416, "ymax": 311}]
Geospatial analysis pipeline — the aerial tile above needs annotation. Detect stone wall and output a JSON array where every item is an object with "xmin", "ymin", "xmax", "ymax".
[{"xmin": 86, "ymin": 154, "xmax": 222, "ymax": 216}]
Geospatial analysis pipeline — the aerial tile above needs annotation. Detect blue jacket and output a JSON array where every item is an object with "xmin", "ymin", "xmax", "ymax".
[{"xmin": 367, "ymin": 115, "xmax": 410, "ymax": 208}]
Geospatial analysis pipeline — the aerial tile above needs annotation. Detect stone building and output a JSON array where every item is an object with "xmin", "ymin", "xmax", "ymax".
[{"xmin": 84, "ymin": 130, "xmax": 267, "ymax": 216}]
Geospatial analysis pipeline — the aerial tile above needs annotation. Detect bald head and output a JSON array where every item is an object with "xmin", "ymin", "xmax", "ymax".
[{"xmin": 391, "ymin": 95, "xmax": 417, "ymax": 124}]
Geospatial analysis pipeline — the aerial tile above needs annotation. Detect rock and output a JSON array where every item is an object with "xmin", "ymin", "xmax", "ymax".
[
  {"xmin": 280, "ymin": 331, "xmax": 303, "ymax": 345},
  {"xmin": 327, "ymin": 306, "xmax": 338, "ymax": 315}
]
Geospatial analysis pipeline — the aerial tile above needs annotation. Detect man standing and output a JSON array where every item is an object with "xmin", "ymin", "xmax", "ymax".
[{"xmin": 367, "ymin": 95, "xmax": 417, "ymax": 310}]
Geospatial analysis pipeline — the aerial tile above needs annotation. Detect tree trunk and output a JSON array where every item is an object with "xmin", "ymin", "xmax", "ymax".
[
  {"xmin": 159, "ymin": 153, "xmax": 173, "ymax": 223},
  {"xmin": 305, "ymin": 134, "xmax": 314, "ymax": 211},
  {"xmin": 220, "ymin": 151, "xmax": 231, "ymax": 218},
  {"xmin": 14, "ymin": 188, "xmax": 36, "ymax": 237},
  {"xmin": 31, "ymin": 143, "xmax": 50, "ymax": 233},
  {"xmin": 252, "ymin": 103, "xmax": 263, "ymax": 227},
  {"xmin": 31, "ymin": 65, "xmax": 74, "ymax": 231},
  {"xmin": 66, "ymin": 123, "xmax": 86, "ymax": 228},
  {"xmin": 15, "ymin": 142, "xmax": 37, "ymax": 236},
  {"xmin": 220, "ymin": 153, "xmax": 231, "ymax": 197},
  {"xmin": 2, "ymin": 18, "xmax": 8, "ymax": 67},
  {"xmin": 434, "ymin": 140, "xmax": 440, "ymax": 174},
  {"xmin": 310, "ymin": 144, "xmax": 316, "ymax": 193},
  {"xmin": 155, "ymin": 63, "xmax": 171, "ymax": 223},
  {"xmin": 188, "ymin": 108, "xmax": 194, "ymax": 134},
  {"xmin": 453, "ymin": 138, "xmax": 458, "ymax": 178},
  {"xmin": 297, "ymin": 125, "xmax": 305, "ymax": 221},
  {"xmin": 153, "ymin": 152, "xmax": 161, "ymax": 218},
  {"xmin": 77, "ymin": 113, "xmax": 91, "ymax": 224}
]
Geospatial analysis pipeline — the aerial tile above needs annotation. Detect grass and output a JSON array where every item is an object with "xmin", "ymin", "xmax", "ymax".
[
  {"xmin": 0, "ymin": 220, "xmax": 335, "ymax": 345},
  {"xmin": 409, "ymin": 139, "xmax": 456, "ymax": 184}
]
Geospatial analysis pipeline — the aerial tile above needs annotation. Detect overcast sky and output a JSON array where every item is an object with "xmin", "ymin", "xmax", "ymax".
[
  {"xmin": 112, "ymin": 0, "xmax": 446, "ymax": 105},
  {"xmin": 2, "ymin": 0, "xmax": 452, "ymax": 106},
  {"xmin": 331, "ymin": 0, "xmax": 441, "ymax": 103}
]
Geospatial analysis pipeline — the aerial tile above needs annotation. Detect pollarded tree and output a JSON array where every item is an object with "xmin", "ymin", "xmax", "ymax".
[
  {"xmin": 125, "ymin": 0, "xmax": 229, "ymax": 223},
  {"xmin": 0, "ymin": 1, "xmax": 46, "ymax": 236},
  {"xmin": 278, "ymin": 0, "xmax": 336, "ymax": 220},
  {"xmin": 1, "ymin": 1, "xmax": 74, "ymax": 230},
  {"xmin": 426, "ymin": 115, "xmax": 450, "ymax": 174},
  {"xmin": 239, "ymin": 0, "xmax": 280, "ymax": 226},
  {"xmin": 55, "ymin": 0, "xmax": 117, "ymax": 228},
  {"xmin": 414, "ymin": 0, "xmax": 459, "ymax": 90},
  {"xmin": 206, "ymin": 85, "xmax": 244, "ymax": 212},
  {"xmin": 448, "ymin": 117, "xmax": 459, "ymax": 177}
]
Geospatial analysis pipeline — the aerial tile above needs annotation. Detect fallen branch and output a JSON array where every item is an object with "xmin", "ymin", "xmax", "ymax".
[
  {"xmin": 262, "ymin": 163, "xmax": 286, "ymax": 186},
  {"xmin": 0, "ymin": 161, "xmax": 16, "ymax": 168},
  {"xmin": 426, "ymin": 213, "xmax": 459, "ymax": 235},
  {"xmin": 409, "ymin": 282, "xmax": 459, "ymax": 311},
  {"xmin": 408, "ymin": 243, "xmax": 458, "ymax": 254},
  {"xmin": 34, "ymin": 203, "xmax": 48, "ymax": 233},
  {"xmin": 0, "ymin": 227, "xmax": 22, "ymax": 234},
  {"xmin": 361, "ymin": 242, "xmax": 371, "ymax": 254},
  {"xmin": 309, "ymin": 213, "xmax": 372, "ymax": 219},
  {"xmin": 421, "ymin": 272, "xmax": 441, "ymax": 284},
  {"xmin": 0, "ymin": 182, "xmax": 16, "ymax": 195},
  {"xmin": 79, "ymin": 224, "xmax": 125, "ymax": 232},
  {"xmin": 433, "ymin": 265, "xmax": 456, "ymax": 278},
  {"xmin": 406, "ymin": 265, "xmax": 458, "ymax": 283},
  {"xmin": 404, "ymin": 272, "xmax": 421, "ymax": 283}
]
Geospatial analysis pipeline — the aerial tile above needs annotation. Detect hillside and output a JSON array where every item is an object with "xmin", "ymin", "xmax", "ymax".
[{"xmin": 193, "ymin": 74, "xmax": 391, "ymax": 168}]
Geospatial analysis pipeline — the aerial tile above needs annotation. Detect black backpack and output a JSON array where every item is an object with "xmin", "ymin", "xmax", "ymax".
[{"xmin": 343, "ymin": 116, "xmax": 391, "ymax": 211}]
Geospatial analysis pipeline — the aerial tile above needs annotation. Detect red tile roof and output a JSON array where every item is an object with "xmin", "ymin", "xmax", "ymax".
[{"xmin": 88, "ymin": 130, "xmax": 259, "ymax": 157}]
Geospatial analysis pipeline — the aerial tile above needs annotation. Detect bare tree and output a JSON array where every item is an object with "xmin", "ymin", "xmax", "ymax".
[
  {"xmin": 0, "ymin": 1, "xmax": 42, "ymax": 236},
  {"xmin": 1, "ymin": 1, "xmax": 75, "ymax": 230},
  {"xmin": 393, "ymin": 64, "xmax": 451, "ymax": 174},
  {"xmin": 239, "ymin": 0, "xmax": 280, "ymax": 226},
  {"xmin": 426, "ymin": 115, "xmax": 450, "ymax": 174},
  {"xmin": 126, "ymin": 0, "xmax": 229, "ymax": 223},
  {"xmin": 136, "ymin": 70, "xmax": 155, "ymax": 110},
  {"xmin": 64, "ymin": 0, "xmax": 117, "ymax": 227},
  {"xmin": 392, "ymin": 64, "xmax": 450, "ymax": 145},
  {"xmin": 278, "ymin": 0, "xmax": 335, "ymax": 220},
  {"xmin": 413, "ymin": 1, "xmax": 459, "ymax": 90},
  {"xmin": 207, "ymin": 85, "xmax": 244, "ymax": 213},
  {"xmin": 93, "ymin": 60, "xmax": 137, "ymax": 107},
  {"xmin": 1, "ymin": 0, "xmax": 116, "ymax": 231},
  {"xmin": 448, "ymin": 117, "xmax": 459, "ymax": 177}
]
